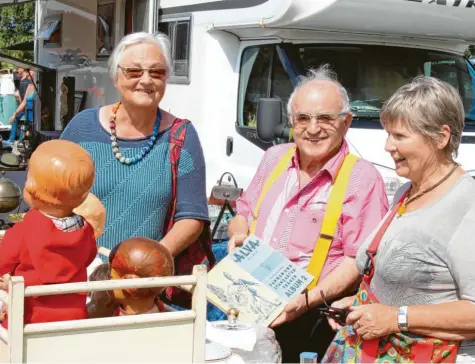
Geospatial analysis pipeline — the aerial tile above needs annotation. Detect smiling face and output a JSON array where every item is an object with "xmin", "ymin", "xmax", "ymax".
[
  {"xmin": 114, "ymin": 41, "xmax": 167, "ymax": 108},
  {"xmin": 290, "ymin": 80, "xmax": 351, "ymax": 165},
  {"xmin": 384, "ymin": 119, "xmax": 450, "ymax": 182}
]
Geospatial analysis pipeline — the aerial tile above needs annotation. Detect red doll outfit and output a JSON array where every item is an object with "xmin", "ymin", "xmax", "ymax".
[{"xmin": 0, "ymin": 208, "xmax": 97, "ymax": 327}]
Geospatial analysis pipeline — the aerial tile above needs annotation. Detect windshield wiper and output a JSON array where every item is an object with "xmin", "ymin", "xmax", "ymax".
[{"xmin": 352, "ymin": 115, "xmax": 381, "ymax": 120}]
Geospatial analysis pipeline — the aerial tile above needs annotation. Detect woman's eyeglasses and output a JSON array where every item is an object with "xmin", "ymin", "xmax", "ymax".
[
  {"xmin": 292, "ymin": 112, "xmax": 348, "ymax": 129},
  {"xmin": 118, "ymin": 66, "xmax": 167, "ymax": 80}
]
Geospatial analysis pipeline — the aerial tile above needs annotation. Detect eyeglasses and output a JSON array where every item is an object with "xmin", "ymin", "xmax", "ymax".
[
  {"xmin": 118, "ymin": 66, "xmax": 167, "ymax": 80},
  {"xmin": 292, "ymin": 112, "xmax": 349, "ymax": 128},
  {"xmin": 316, "ymin": 290, "xmax": 349, "ymax": 326}
]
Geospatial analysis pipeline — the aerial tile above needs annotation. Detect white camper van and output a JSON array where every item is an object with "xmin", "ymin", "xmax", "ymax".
[
  {"xmin": 2, "ymin": 0, "xmax": 473, "ymax": 201},
  {"xmin": 158, "ymin": 0, "xmax": 475, "ymax": 200}
]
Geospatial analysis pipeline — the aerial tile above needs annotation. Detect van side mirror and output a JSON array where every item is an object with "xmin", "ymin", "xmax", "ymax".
[{"xmin": 256, "ymin": 98, "xmax": 290, "ymax": 142}]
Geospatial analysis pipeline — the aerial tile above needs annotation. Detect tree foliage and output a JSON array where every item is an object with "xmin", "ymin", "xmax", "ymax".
[{"xmin": 0, "ymin": 2, "xmax": 35, "ymax": 68}]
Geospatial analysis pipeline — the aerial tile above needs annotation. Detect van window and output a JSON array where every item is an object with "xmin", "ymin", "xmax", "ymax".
[
  {"xmin": 158, "ymin": 15, "xmax": 191, "ymax": 83},
  {"xmin": 237, "ymin": 44, "xmax": 475, "ymax": 150},
  {"xmin": 239, "ymin": 46, "xmax": 272, "ymax": 128},
  {"xmin": 239, "ymin": 45, "xmax": 294, "ymax": 129}
]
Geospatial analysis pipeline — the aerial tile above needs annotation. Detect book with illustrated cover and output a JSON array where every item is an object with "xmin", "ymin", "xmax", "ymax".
[{"xmin": 207, "ymin": 235, "xmax": 314, "ymax": 327}]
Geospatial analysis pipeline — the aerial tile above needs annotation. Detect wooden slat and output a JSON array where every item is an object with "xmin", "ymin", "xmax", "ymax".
[
  {"xmin": 24, "ymin": 311, "xmax": 196, "ymax": 335},
  {"xmin": 25, "ymin": 276, "xmax": 197, "ymax": 297}
]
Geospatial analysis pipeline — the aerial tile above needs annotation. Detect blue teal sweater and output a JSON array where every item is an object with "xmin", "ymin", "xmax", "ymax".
[{"xmin": 60, "ymin": 108, "xmax": 209, "ymax": 251}]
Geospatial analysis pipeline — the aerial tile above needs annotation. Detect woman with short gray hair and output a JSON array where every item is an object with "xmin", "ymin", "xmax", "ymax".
[
  {"xmin": 61, "ymin": 32, "xmax": 212, "ymax": 306},
  {"xmin": 323, "ymin": 76, "xmax": 475, "ymax": 363}
]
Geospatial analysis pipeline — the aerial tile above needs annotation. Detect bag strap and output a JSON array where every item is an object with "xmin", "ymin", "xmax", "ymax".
[
  {"xmin": 250, "ymin": 146, "xmax": 296, "ymax": 234},
  {"xmin": 165, "ymin": 119, "xmax": 215, "ymax": 265},
  {"xmin": 362, "ymin": 189, "xmax": 409, "ymax": 279},
  {"xmin": 165, "ymin": 119, "xmax": 188, "ymax": 233},
  {"xmin": 249, "ymin": 147, "xmax": 360, "ymax": 287},
  {"xmin": 306, "ymin": 153, "xmax": 359, "ymax": 289}
]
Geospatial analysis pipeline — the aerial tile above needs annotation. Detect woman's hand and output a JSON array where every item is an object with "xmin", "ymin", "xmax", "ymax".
[
  {"xmin": 227, "ymin": 233, "xmax": 247, "ymax": 252},
  {"xmin": 9, "ymin": 114, "xmax": 16, "ymax": 125},
  {"xmin": 346, "ymin": 303, "xmax": 399, "ymax": 340},
  {"xmin": 328, "ymin": 295, "xmax": 355, "ymax": 331}
]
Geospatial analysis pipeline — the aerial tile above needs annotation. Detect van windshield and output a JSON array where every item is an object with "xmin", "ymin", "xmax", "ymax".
[
  {"xmin": 279, "ymin": 44, "xmax": 475, "ymax": 123},
  {"xmin": 239, "ymin": 44, "xmax": 475, "ymax": 131}
]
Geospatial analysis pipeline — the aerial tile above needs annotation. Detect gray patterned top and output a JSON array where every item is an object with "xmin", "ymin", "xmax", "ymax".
[{"xmin": 356, "ymin": 173, "xmax": 475, "ymax": 359}]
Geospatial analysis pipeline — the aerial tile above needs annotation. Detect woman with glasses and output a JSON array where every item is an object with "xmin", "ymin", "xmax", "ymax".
[
  {"xmin": 323, "ymin": 77, "xmax": 475, "ymax": 363},
  {"xmin": 61, "ymin": 33, "xmax": 210, "ymax": 300}
]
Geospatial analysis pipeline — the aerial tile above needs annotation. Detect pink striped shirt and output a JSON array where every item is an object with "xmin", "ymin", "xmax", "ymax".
[{"xmin": 236, "ymin": 141, "xmax": 389, "ymax": 283}]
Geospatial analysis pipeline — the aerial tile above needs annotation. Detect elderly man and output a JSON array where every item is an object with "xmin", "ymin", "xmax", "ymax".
[{"xmin": 228, "ymin": 65, "xmax": 389, "ymax": 362}]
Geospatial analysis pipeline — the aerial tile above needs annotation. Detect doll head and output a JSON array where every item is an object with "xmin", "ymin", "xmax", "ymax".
[
  {"xmin": 109, "ymin": 237, "xmax": 174, "ymax": 301},
  {"xmin": 24, "ymin": 140, "xmax": 95, "ymax": 216},
  {"xmin": 87, "ymin": 263, "xmax": 117, "ymax": 318},
  {"xmin": 73, "ymin": 193, "xmax": 106, "ymax": 239}
]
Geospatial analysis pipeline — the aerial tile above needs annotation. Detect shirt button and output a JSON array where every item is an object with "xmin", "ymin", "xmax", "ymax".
[
  {"xmin": 272, "ymin": 238, "xmax": 277, "ymax": 242},
  {"xmin": 312, "ymin": 217, "xmax": 317, "ymax": 223},
  {"xmin": 284, "ymin": 208, "xmax": 289, "ymax": 213}
]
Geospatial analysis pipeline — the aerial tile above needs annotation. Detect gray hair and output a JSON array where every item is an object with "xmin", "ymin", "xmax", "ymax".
[
  {"xmin": 380, "ymin": 76, "xmax": 465, "ymax": 159},
  {"xmin": 108, "ymin": 32, "xmax": 172, "ymax": 81},
  {"xmin": 286, "ymin": 64, "xmax": 351, "ymax": 116}
]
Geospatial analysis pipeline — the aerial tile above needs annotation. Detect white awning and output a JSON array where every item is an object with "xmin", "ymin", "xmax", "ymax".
[
  {"xmin": 0, "ymin": 52, "xmax": 54, "ymax": 72},
  {"xmin": 207, "ymin": 0, "xmax": 475, "ymax": 44}
]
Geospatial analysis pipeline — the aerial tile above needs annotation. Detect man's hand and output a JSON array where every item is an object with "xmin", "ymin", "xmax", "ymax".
[
  {"xmin": 270, "ymin": 292, "xmax": 308, "ymax": 328},
  {"xmin": 346, "ymin": 303, "xmax": 399, "ymax": 340},
  {"xmin": 227, "ymin": 233, "xmax": 247, "ymax": 252},
  {"xmin": 327, "ymin": 295, "xmax": 355, "ymax": 331}
]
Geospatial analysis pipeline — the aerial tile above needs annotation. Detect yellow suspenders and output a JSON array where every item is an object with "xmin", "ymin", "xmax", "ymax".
[{"xmin": 250, "ymin": 146, "xmax": 359, "ymax": 288}]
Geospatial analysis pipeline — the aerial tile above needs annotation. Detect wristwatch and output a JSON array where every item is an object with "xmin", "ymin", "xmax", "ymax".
[{"xmin": 397, "ymin": 306, "xmax": 409, "ymax": 332}]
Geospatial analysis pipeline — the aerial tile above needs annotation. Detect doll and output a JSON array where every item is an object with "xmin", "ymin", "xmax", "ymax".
[
  {"xmin": 88, "ymin": 237, "xmax": 174, "ymax": 318},
  {"xmin": 0, "ymin": 139, "xmax": 97, "ymax": 326},
  {"xmin": 74, "ymin": 192, "xmax": 107, "ymax": 278},
  {"xmin": 73, "ymin": 192, "xmax": 106, "ymax": 240}
]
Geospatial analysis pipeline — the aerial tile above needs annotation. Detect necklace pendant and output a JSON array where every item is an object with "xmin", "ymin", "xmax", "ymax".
[
  {"xmin": 109, "ymin": 101, "xmax": 162, "ymax": 165},
  {"xmin": 397, "ymin": 204, "xmax": 407, "ymax": 216}
]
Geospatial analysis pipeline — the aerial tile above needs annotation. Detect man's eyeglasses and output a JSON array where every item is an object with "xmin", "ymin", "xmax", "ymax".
[
  {"xmin": 292, "ymin": 112, "xmax": 349, "ymax": 128},
  {"xmin": 118, "ymin": 66, "xmax": 167, "ymax": 80},
  {"xmin": 316, "ymin": 290, "xmax": 349, "ymax": 326}
]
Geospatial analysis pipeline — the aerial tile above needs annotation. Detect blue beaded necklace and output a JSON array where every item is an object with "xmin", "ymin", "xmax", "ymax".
[{"xmin": 109, "ymin": 102, "xmax": 161, "ymax": 165}]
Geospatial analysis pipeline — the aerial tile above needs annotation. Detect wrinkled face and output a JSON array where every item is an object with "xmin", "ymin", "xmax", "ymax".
[
  {"xmin": 115, "ymin": 42, "xmax": 167, "ymax": 108},
  {"xmin": 384, "ymin": 120, "xmax": 448, "ymax": 181},
  {"xmin": 290, "ymin": 81, "xmax": 351, "ymax": 164}
]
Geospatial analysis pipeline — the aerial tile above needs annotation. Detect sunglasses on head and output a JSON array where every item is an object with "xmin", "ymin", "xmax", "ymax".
[
  {"xmin": 118, "ymin": 65, "xmax": 167, "ymax": 80},
  {"xmin": 316, "ymin": 290, "xmax": 349, "ymax": 326}
]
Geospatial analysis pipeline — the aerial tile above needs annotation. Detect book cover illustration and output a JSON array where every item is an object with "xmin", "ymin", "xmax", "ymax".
[{"xmin": 207, "ymin": 235, "xmax": 313, "ymax": 326}]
